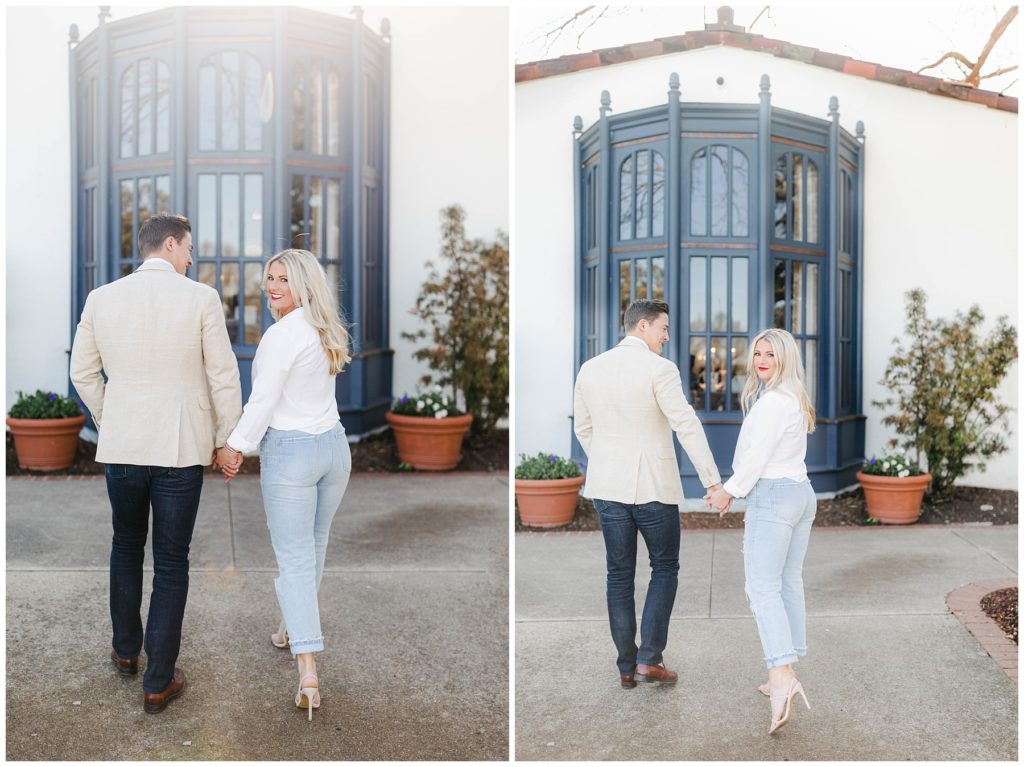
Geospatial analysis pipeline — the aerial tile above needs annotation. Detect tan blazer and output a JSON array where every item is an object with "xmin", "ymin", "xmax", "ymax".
[
  {"xmin": 70, "ymin": 258, "xmax": 243, "ymax": 467},
  {"xmin": 573, "ymin": 335, "xmax": 721, "ymax": 505}
]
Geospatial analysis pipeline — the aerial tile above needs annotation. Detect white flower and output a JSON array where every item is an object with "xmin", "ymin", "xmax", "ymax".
[
  {"xmin": 432, "ymin": 402, "xmax": 440, "ymax": 410},
  {"xmin": 433, "ymin": 384, "xmax": 442, "ymax": 393},
  {"xmin": 435, "ymin": 409, "xmax": 448, "ymax": 419},
  {"xmin": 882, "ymin": 461, "xmax": 889, "ymax": 470},
  {"xmin": 898, "ymin": 469, "xmax": 909, "ymax": 478},
  {"xmin": 416, "ymin": 400, "xmax": 425, "ymax": 410}
]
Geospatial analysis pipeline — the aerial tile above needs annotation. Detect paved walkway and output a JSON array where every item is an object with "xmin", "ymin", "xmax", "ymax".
[
  {"xmin": 6, "ymin": 473, "xmax": 508, "ymax": 761},
  {"xmin": 516, "ymin": 524, "xmax": 1018, "ymax": 760}
]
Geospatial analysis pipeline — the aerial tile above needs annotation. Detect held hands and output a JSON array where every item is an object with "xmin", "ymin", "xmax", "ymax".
[
  {"xmin": 704, "ymin": 483, "xmax": 734, "ymax": 517},
  {"xmin": 212, "ymin": 446, "xmax": 243, "ymax": 482}
]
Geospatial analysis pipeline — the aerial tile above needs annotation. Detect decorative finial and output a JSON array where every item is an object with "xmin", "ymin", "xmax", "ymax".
[
  {"xmin": 760, "ymin": 74, "xmax": 770, "ymax": 92},
  {"xmin": 856, "ymin": 120, "xmax": 865, "ymax": 139},
  {"xmin": 828, "ymin": 96, "xmax": 839, "ymax": 116},
  {"xmin": 573, "ymin": 115, "xmax": 583, "ymax": 133},
  {"xmin": 600, "ymin": 90, "xmax": 611, "ymax": 110},
  {"xmin": 99, "ymin": 6, "xmax": 111, "ymax": 22},
  {"xmin": 381, "ymin": 18, "xmax": 390, "ymax": 38},
  {"xmin": 69, "ymin": 23, "xmax": 79, "ymax": 43},
  {"xmin": 353, "ymin": 5, "xmax": 364, "ymax": 22},
  {"xmin": 669, "ymin": 72, "xmax": 680, "ymax": 92}
]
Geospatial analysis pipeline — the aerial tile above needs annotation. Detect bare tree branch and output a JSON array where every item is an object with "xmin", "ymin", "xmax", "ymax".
[
  {"xmin": 968, "ymin": 6, "xmax": 1018, "ymax": 85},
  {"xmin": 917, "ymin": 50, "xmax": 975, "ymax": 75},
  {"xmin": 916, "ymin": 6, "xmax": 1018, "ymax": 87},
  {"xmin": 526, "ymin": 6, "xmax": 598, "ymax": 55},
  {"xmin": 748, "ymin": 5, "xmax": 771, "ymax": 32},
  {"xmin": 979, "ymin": 64, "xmax": 1019, "ymax": 81},
  {"xmin": 576, "ymin": 6, "xmax": 610, "ymax": 48},
  {"xmin": 998, "ymin": 77, "xmax": 1018, "ymax": 95}
]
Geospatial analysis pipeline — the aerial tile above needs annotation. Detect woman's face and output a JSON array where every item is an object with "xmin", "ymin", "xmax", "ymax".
[
  {"xmin": 752, "ymin": 338, "xmax": 778, "ymax": 384},
  {"xmin": 265, "ymin": 260, "xmax": 296, "ymax": 316}
]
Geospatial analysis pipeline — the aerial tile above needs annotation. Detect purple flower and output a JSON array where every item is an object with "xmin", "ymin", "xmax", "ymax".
[
  {"xmin": 869, "ymin": 457, "xmax": 876, "ymax": 465},
  {"xmin": 401, "ymin": 395, "xmax": 409, "ymax": 404},
  {"xmin": 548, "ymin": 454, "xmax": 557, "ymax": 463},
  {"xmin": 48, "ymin": 393, "xmax": 56, "ymax": 401}
]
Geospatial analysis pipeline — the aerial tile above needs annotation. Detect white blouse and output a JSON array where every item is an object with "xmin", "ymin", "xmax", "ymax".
[
  {"xmin": 225, "ymin": 307, "xmax": 340, "ymax": 453},
  {"xmin": 722, "ymin": 388, "xmax": 809, "ymax": 499}
]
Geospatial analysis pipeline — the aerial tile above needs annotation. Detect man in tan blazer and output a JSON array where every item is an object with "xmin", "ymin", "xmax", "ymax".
[
  {"xmin": 574, "ymin": 299, "xmax": 724, "ymax": 689},
  {"xmin": 70, "ymin": 214, "xmax": 242, "ymax": 713}
]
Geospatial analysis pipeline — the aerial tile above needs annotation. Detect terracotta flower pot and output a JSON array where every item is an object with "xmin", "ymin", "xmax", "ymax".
[
  {"xmin": 6, "ymin": 415, "xmax": 87, "ymax": 471},
  {"xmin": 515, "ymin": 475, "xmax": 586, "ymax": 528},
  {"xmin": 385, "ymin": 411, "xmax": 473, "ymax": 471},
  {"xmin": 856, "ymin": 470, "xmax": 932, "ymax": 525}
]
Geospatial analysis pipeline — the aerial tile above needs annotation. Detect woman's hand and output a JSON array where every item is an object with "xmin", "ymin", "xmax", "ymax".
[{"xmin": 704, "ymin": 485, "xmax": 734, "ymax": 517}]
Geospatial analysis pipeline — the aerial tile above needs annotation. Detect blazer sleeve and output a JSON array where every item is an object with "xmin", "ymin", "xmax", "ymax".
[
  {"xmin": 572, "ymin": 372, "xmax": 592, "ymax": 457},
  {"xmin": 69, "ymin": 292, "xmax": 105, "ymax": 429},
  {"xmin": 652, "ymin": 361, "xmax": 721, "ymax": 488},
  {"xmin": 200, "ymin": 288, "xmax": 243, "ymax": 448}
]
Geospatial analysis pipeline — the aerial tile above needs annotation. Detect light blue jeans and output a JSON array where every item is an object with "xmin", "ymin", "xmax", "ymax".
[
  {"xmin": 742, "ymin": 477, "xmax": 817, "ymax": 669},
  {"xmin": 260, "ymin": 422, "xmax": 351, "ymax": 654}
]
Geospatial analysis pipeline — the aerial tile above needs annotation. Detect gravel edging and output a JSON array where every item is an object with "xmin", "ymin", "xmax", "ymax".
[{"xmin": 947, "ymin": 579, "xmax": 1019, "ymax": 684}]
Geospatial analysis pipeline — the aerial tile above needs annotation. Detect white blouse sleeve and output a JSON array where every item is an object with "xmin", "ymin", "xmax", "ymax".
[
  {"xmin": 722, "ymin": 393, "xmax": 791, "ymax": 498},
  {"xmin": 225, "ymin": 326, "xmax": 301, "ymax": 453}
]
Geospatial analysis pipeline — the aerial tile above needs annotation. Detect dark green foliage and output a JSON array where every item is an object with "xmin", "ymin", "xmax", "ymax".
[
  {"xmin": 401, "ymin": 205, "xmax": 509, "ymax": 435},
  {"xmin": 874, "ymin": 289, "xmax": 1017, "ymax": 494},
  {"xmin": 8, "ymin": 390, "xmax": 83, "ymax": 419},
  {"xmin": 515, "ymin": 452, "xmax": 582, "ymax": 480}
]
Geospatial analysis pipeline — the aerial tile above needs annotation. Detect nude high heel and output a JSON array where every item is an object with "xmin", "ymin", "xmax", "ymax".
[
  {"xmin": 270, "ymin": 618, "xmax": 289, "ymax": 649},
  {"xmin": 295, "ymin": 672, "xmax": 320, "ymax": 721},
  {"xmin": 768, "ymin": 676, "xmax": 810, "ymax": 735}
]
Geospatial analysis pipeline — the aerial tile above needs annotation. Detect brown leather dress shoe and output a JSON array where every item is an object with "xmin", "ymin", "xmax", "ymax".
[
  {"xmin": 143, "ymin": 667, "xmax": 185, "ymax": 713},
  {"xmin": 110, "ymin": 649, "xmax": 138, "ymax": 675},
  {"xmin": 620, "ymin": 672, "xmax": 637, "ymax": 689},
  {"xmin": 634, "ymin": 662, "xmax": 678, "ymax": 685}
]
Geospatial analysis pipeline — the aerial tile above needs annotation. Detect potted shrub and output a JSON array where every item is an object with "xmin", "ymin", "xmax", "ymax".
[
  {"xmin": 385, "ymin": 388, "xmax": 473, "ymax": 470},
  {"xmin": 856, "ymin": 451, "xmax": 931, "ymax": 524},
  {"xmin": 6, "ymin": 389, "xmax": 86, "ymax": 471},
  {"xmin": 515, "ymin": 452, "xmax": 584, "ymax": 528}
]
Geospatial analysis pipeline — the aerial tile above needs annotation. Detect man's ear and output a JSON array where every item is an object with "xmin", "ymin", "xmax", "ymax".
[{"xmin": 163, "ymin": 235, "xmax": 176, "ymax": 252}]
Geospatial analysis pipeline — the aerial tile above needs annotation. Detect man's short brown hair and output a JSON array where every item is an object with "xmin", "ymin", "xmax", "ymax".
[
  {"xmin": 624, "ymin": 299, "xmax": 670, "ymax": 331},
  {"xmin": 138, "ymin": 214, "xmax": 191, "ymax": 258}
]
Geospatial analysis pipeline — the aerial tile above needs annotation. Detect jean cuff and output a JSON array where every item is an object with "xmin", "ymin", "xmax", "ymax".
[
  {"xmin": 289, "ymin": 636, "xmax": 325, "ymax": 654},
  {"xmin": 764, "ymin": 652, "xmax": 799, "ymax": 669}
]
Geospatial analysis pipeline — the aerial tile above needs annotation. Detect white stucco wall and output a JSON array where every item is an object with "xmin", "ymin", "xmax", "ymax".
[
  {"xmin": 515, "ymin": 45, "xmax": 1018, "ymax": 489},
  {"xmin": 5, "ymin": 6, "xmax": 508, "ymax": 419}
]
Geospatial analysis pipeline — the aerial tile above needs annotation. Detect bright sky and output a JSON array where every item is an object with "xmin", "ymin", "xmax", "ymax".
[{"xmin": 514, "ymin": 4, "xmax": 1019, "ymax": 97}]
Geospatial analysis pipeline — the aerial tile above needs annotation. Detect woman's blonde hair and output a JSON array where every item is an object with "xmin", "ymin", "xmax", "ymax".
[
  {"xmin": 739, "ymin": 327, "xmax": 816, "ymax": 433},
  {"xmin": 264, "ymin": 249, "xmax": 352, "ymax": 375}
]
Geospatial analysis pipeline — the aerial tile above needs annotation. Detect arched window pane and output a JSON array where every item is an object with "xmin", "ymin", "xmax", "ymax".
[
  {"xmin": 309, "ymin": 176, "xmax": 323, "ymax": 256},
  {"xmin": 310, "ymin": 59, "xmax": 323, "ymax": 155},
  {"xmin": 710, "ymin": 145, "xmax": 728, "ymax": 236},
  {"xmin": 690, "ymin": 149, "xmax": 706, "ymax": 236},
  {"xmin": 732, "ymin": 149, "xmax": 748, "ymax": 237},
  {"xmin": 138, "ymin": 177, "xmax": 152, "ymax": 229},
  {"xmin": 652, "ymin": 152, "xmax": 665, "ymax": 237},
  {"xmin": 806, "ymin": 263, "xmax": 819, "ymax": 334},
  {"xmin": 156, "ymin": 62, "xmax": 170, "ymax": 153},
  {"xmin": 689, "ymin": 337, "xmax": 706, "ymax": 408},
  {"xmin": 731, "ymin": 257, "xmax": 747, "ymax": 332},
  {"xmin": 730, "ymin": 337, "xmax": 748, "ymax": 410},
  {"xmin": 221, "ymin": 174, "xmax": 239, "ymax": 257},
  {"xmin": 138, "ymin": 59, "xmax": 153, "ymax": 156},
  {"xmin": 198, "ymin": 64, "xmax": 216, "ymax": 151},
  {"xmin": 243, "ymin": 174, "xmax": 262, "ymax": 256},
  {"xmin": 120, "ymin": 66, "xmax": 135, "ymax": 158},
  {"xmin": 328, "ymin": 70, "xmax": 340, "ymax": 156},
  {"xmin": 791, "ymin": 260, "xmax": 803, "ymax": 333},
  {"xmin": 619, "ymin": 156, "xmax": 633, "ymax": 240},
  {"xmin": 807, "ymin": 161, "xmax": 819, "ymax": 244},
  {"xmin": 773, "ymin": 259, "xmax": 786, "ymax": 327},
  {"xmin": 774, "ymin": 155, "xmax": 787, "ymax": 238},
  {"xmin": 292, "ymin": 61, "xmax": 305, "ymax": 151},
  {"xmin": 244, "ymin": 263, "xmax": 264, "ymax": 345},
  {"xmin": 327, "ymin": 179, "xmax": 341, "ymax": 259},
  {"xmin": 710, "ymin": 336, "xmax": 727, "ymax": 411},
  {"xmin": 221, "ymin": 262, "xmax": 240, "ymax": 342},
  {"xmin": 198, "ymin": 263, "xmax": 216, "ymax": 291},
  {"xmin": 197, "ymin": 174, "xmax": 217, "ymax": 257},
  {"xmin": 289, "ymin": 175, "xmax": 307, "ymax": 248},
  {"xmin": 120, "ymin": 180, "xmax": 134, "ymax": 258},
  {"xmin": 619, "ymin": 260, "xmax": 630, "ymax": 329},
  {"xmin": 156, "ymin": 175, "xmax": 171, "ymax": 214},
  {"xmin": 792, "ymin": 154, "xmax": 803, "ymax": 242},
  {"xmin": 244, "ymin": 56, "xmax": 262, "ymax": 150},
  {"xmin": 805, "ymin": 339, "xmax": 818, "ymax": 407},
  {"xmin": 635, "ymin": 151, "xmax": 649, "ymax": 239},
  {"xmin": 221, "ymin": 52, "xmax": 240, "ymax": 151},
  {"xmin": 652, "ymin": 256, "xmax": 665, "ymax": 301},
  {"xmin": 635, "ymin": 258, "xmax": 648, "ymax": 299}
]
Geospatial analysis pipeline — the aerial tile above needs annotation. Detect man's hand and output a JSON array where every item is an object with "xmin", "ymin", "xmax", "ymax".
[
  {"xmin": 213, "ymin": 446, "xmax": 243, "ymax": 482},
  {"xmin": 704, "ymin": 485, "xmax": 734, "ymax": 517}
]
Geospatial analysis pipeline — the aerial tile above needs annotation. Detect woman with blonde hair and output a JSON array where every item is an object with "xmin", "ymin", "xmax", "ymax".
[
  {"xmin": 706, "ymin": 327, "xmax": 816, "ymax": 735},
  {"xmin": 218, "ymin": 248, "xmax": 352, "ymax": 719}
]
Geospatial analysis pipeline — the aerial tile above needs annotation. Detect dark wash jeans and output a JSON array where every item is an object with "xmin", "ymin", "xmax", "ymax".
[
  {"xmin": 594, "ymin": 498, "xmax": 681, "ymax": 676},
  {"xmin": 106, "ymin": 463, "xmax": 203, "ymax": 694}
]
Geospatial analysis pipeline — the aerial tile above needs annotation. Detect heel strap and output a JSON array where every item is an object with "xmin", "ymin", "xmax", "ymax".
[{"xmin": 299, "ymin": 672, "xmax": 318, "ymax": 685}]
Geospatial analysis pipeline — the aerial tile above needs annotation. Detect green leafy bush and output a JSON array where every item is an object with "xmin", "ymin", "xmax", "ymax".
[
  {"xmin": 8, "ymin": 390, "xmax": 83, "ymax": 420},
  {"xmin": 874, "ymin": 289, "xmax": 1017, "ymax": 494},
  {"xmin": 401, "ymin": 205, "xmax": 509, "ymax": 435},
  {"xmin": 391, "ymin": 388, "xmax": 463, "ymax": 418},
  {"xmin": 515, "ymin": 452, "xmax": 582, "ymax": 480},
  {"xmin": 860, "ymin": 451, "xmax": 923, "ymax": 478}
]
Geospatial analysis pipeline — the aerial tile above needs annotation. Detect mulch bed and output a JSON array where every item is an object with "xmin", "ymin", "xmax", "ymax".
[
  {"xmin": 980, "ymin": 587, "xmax": 1018, "ymax": 645},
  {"xmin": 516, "ymin": 484, "xmax": 1018, "ymax": 532},
  {"xmin": 6, "ymin": 427, "xmax": 508, "ymax": 477}
]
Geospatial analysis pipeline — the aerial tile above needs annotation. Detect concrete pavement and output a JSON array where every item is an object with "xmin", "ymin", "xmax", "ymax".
[
  {"xmin": 6, "ymin": 473, "xmax": 508, "ymax": 761},
  {"xmin": 516, "ymin": 525, "xmax": 1018, "ymax": 760}
]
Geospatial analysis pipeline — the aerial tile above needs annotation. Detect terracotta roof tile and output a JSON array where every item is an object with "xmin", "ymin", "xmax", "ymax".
[{"xmin": 515, "ymin": 28, "xmax": 1017, "ymax": 114}]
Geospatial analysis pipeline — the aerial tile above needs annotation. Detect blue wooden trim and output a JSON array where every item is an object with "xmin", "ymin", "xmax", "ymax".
[
  {"xmin": 826, "ymin": 97, "xmax": 840, "ymax": 421},
  {"xmin": 97, "ymin": 9, "xmax": 110, "ymax": 287},
  {"xmin": 68, "ymin": 28, "xmax": 79, "ymax": 360},
  {"xmin": 573, "ymin": 117, "xmax": 584, "ymax": 373},
  {"xmin": 379, "ymin": 19, "xmax": 392, "ymax": 349},
  {"xmin": 598, "ymin": 90, "xmax": 612, "ymax": 349},
  {"xmin": 855, "ymin": 121, "xmax": 866, "ymax": 414},
  {"xmin": 667, "ymin": 74, "xmax": 681, "ymax": 364},
  {"xmin": 757, "ymin": 75, "xmax": 771, "ymax": 329}
]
